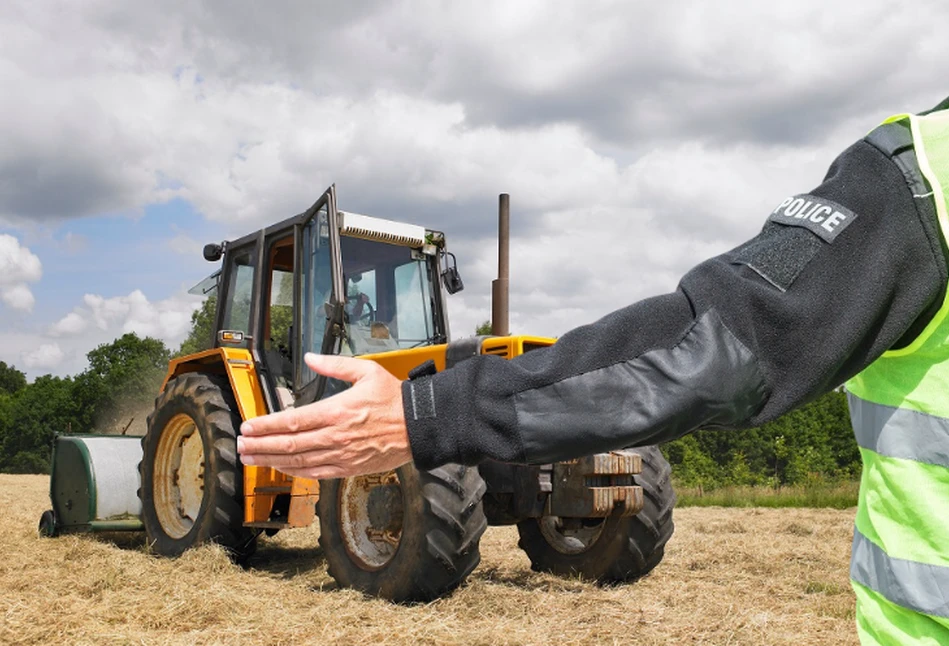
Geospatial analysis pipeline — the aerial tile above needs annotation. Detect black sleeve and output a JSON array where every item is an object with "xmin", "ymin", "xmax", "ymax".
[{"xmin": 404, "ymin": 124, "xmax": 948, "ymax": 469}]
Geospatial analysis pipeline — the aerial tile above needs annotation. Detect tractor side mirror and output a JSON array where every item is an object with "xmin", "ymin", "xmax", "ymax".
[
  {"xmin": 441, "ymin": 251, "xmax": 464, "ymax": 294},
  {"xmin": 203, "ymin": 243, "xmax": 224, "ymax": 262},
  {"xmin": 442, "ymin": 266, "xmax": 464, "ymax": 294}
]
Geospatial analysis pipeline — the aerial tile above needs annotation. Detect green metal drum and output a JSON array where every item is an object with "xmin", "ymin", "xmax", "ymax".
[{"xmin": 39, "ymin": 435, "xmax": 144, "ymax": 536}]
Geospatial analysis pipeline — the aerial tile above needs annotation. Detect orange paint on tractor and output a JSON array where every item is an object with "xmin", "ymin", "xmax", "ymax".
[
  {"xmin": 359, "ymin": 336, "xmax": 554, "ymax": 378},
  {"xmin": 163, "ymin": 348, "xmax": 319, "ymax": 527}
]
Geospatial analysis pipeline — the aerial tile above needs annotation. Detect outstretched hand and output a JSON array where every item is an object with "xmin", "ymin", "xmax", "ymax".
[{"xmin": 236, "ymin": 353, "xmax": 412, "ymax": 479}]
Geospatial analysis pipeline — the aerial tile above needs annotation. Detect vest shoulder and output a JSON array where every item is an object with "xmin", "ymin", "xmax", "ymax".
[{"xmin": 864, "ymin": 122, "xmax": 914, "ymax": 158}]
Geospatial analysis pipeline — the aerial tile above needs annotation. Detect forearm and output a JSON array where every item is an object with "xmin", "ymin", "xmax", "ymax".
[
  {"xmin": 405, "ymin": 290, "xmax": 737, "ymax": 466},
  {"xmin": 406, "ymin": 125, "xmax": 947, "ymax": 469}
]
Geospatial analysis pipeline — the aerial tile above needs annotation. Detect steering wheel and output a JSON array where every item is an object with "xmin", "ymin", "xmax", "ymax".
[{"xmin": 346, "ymin": 294, "xmax": 375, "ymax": 326}]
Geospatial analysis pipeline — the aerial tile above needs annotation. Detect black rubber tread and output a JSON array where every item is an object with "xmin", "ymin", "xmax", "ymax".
[
  {"xmin": 38, "ymin": 509, "xmax": 57, "ymax": 538},
  {"xmin": 516, "ymin": 445, "xmax": 675, "ymax": 582},
  {"xmin": 138, "ymin": 372, "xmax": 256, "ymax": 562},
  {"xmin": 619, "ymin": 445, "xmax": 676, "ymax": 580},
  {"xmin": 317, "ymin": 462, "xmax": 487, "ymax": 602}
]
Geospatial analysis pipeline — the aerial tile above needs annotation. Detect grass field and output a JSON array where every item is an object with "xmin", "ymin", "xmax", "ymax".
[
  {"xmin": 675, "ymin": 481, "xmax": 861, "ymax": 509},
  {"xmin": 2, "ymin": 474, "xmax": 859, "ymax": 645}
]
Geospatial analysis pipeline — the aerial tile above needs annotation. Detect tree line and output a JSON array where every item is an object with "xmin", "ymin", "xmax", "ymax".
[
  {"xmin": 0, "ymin": 303, "xmax": 214, "ymax": 474},
  {"xmin": 0, "ymin": 335, "xmax": 171, "ymax": 473},
  {"xmin": 661, "ymin": 389, "xmax": 858, "ymax": 488},
  {"xmin": 1, "ymin": 307, "xmax": 861, "ymax": 487}
]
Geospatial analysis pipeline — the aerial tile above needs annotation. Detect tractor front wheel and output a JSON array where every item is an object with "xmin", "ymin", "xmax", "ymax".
[
  {"xmin": 317, "ymin": 463, "xmax": 487, "ymax": 602},
  {"xmin": 138, "ymin": 373, "xmax": 256, "ymax": 561}
]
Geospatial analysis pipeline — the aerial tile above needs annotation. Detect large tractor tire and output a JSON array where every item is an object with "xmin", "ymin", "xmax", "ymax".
[
  {"xmin": 317, "ymin": 462, "xmax": 487, "ymax": 602},
  {"xmin": 516, "ymin": 445, "xmax": 675, "ymax": 582},
  {"xmin": 138, "ymin": 373, "xmax": 256, "ymax": 561}
]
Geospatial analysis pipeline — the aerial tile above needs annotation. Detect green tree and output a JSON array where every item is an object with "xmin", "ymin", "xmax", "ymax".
[
  {"xmin": 475, "ymin": 320, "xmax": 492, "ymax": 335},
  {"xmin": 177, "ymin": 296, "xmax": 217, "ymax": 356},
  {"xmin": 0, "ymin": 361, "xmax": 26, "ymax": 395},
  {"xmin": 663, "ymin": 389, "xmax": 859, "ymax": 488},
  {"xmin": 0, "ymin": 375, "xmax": 77, "ymax": 473},
  {"xmin": 0, "ymin": 334, "xmax": 173, "ymax": 473},
  {"xmin": 83, "ymin": 333, "xmax": 171, "ymax": 433},
  {"xmin": 269, "ymin": 272, "xmax": 293, "ymax": 350},
  {"xmin": 661, "ymin": 434, "xmax": 721, "ymax": 488}
]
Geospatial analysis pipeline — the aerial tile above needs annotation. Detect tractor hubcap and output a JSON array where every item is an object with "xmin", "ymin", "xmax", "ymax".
[
  {"xmin": 153, "ymin": 414, "xmax": 206, "ymax": 539},
  {"xmin": 338, "ymin": 471, "xmax": 403, "ymax": 570},
  {"xmin": 539, "ymin": 516, "xmax": 606, "ymax": 555}
]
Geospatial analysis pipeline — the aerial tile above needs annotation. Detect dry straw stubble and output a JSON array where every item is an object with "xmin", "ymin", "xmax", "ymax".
[{"xmin": 1, "ymin": 474, "xmax": 857, "ymax": 645}]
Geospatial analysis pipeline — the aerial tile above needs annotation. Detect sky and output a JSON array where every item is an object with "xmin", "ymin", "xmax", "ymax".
[{"xmin": 2, "ymin": 0, "xmax": 949, "ymax": 380}]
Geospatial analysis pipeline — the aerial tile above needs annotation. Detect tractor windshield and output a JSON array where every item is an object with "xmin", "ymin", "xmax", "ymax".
[
  {"xmin": 300, "ymin": 208, "xmax": 443, "ymax": 384},
  {"xmin": 339, "ymin": 235, "xmax": 440, "ymax": 355}
]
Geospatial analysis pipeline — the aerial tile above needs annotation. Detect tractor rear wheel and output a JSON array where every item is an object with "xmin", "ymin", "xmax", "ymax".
[
  {"xmin": 138, "ymin": 373, "xmax": 256, "ymax": 561},
  {"xmin": 516, "ymin": 445, "xmax": 675, "ymax": 582},
  {"xmin": 317, "ymin": 462, "xmax": 487, "ymax": 602}
]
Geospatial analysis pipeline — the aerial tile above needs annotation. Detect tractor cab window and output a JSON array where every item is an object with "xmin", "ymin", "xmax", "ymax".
[
  {"xmin": 394, "ymin": 261, "xmax": 435, "ymax": 346},
  {"xmin": 339, "ymin": 236, "xmax": 440, "ymax": 355},
  {"xmin": 220, "ymin": 247, "xmax": 256, "ymax": 348},
  {"xmin": 345, "ymin": 269, "xmax": 376, "ymax": 327},
  {"xmin": 261, "ymin": 236, "xmax": 295, "ymax": 395}
]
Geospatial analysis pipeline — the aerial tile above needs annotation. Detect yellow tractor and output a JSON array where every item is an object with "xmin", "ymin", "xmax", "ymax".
[{"xmin": 40, "ymin": 187, "xmax": 675, "ymax": 601}]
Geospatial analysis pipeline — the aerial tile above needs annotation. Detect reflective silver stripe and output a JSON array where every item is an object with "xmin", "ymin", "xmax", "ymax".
[
  {"xmin": 848, "ymin": 393, "xmax": 949, "ymax": 468},
  {"xmin": 851, "ymin": 529, "xmax": 949, "ymax": 618}
]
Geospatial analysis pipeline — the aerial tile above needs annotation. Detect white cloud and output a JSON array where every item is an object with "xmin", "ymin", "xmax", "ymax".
[
  {"xmin": 48, "ymin": 311, "xmax": 88, "ymax": 337},
  {"xmin": 2, "ymin": 283, "xmax": 35, "ymax": 312},
  {"xmin": 6, "ymin": 289, "xmax": 203, "ymax": 378},
  {"xmin": 0, "ymin": 1, "xmax": 945, "ymax": 234},
  {"xmin": 2, "ymin": 1, "xmax": 948, "ymax": 373},
  {"xmin": 81, "ymin": 290, "xmax": 200, "ymax": 342},
  {"xmin": 83, "ymin": 293, "xmax": 132, "ymax": 331},
  {"xmin": 21, "ymin": 343, "xmax": 64, "ymax": 370},
  {"xmin": 0, "ymin": 234, "xmax": 42, "ymax": 312}
]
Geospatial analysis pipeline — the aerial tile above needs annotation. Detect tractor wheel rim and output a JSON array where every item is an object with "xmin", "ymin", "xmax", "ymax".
[
  {"xmin": 153, "ymin": 413, "xmax": 205, "ymax": 540},
  {"xmin": 338, "ymin": 471, "xmax": 403, "ymax": 571},
  {"xmin": 538, "ymin": 516, "xmax": 606, "ymax": 555}
]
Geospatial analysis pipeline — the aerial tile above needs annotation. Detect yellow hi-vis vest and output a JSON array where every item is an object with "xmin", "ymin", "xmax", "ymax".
[{"xmin": 847, "ymin": 110, "xmax": 949, "ymax": 645}]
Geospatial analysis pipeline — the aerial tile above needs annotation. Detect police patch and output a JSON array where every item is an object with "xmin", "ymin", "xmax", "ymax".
[{"xmin": 769, "ymin": 194, "xmax": 857, "ymax": 243}]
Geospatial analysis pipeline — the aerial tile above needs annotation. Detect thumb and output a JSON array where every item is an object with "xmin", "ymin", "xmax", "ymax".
[{"xmin": 304, "ymin": 352, "xmax": 377, "ymax": 383}]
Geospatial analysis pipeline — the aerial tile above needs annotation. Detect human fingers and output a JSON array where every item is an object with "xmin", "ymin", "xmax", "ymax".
[
  {"xmin": 276, "ymin": 463, "xmax": 397, "ymax": 480},
  {"xmin": 244, "ymin": 447, "xmax": 411, "ymax": 479},
  {"xmin": 240, "ymin": 400, "xmax": 333, "ymax": 437},
  {"xmin": 237, "ymin": 426, "xmax": 338, "ymax": 457},
  {"xmin": 240, "ymin": 356, "xmax": 381, "ymax": 438},
  {"xmin": 240, "ymin": 446, "xmax": 341, "ymax": 470},
  {"xmin": 304, "ymin": 352, "xmax": 380, "ymax": 383}
]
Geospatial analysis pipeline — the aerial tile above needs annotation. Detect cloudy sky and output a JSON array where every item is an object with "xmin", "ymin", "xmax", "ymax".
[{"xmin": 2, "ymin": 0, "xmax": 948, "ymax": 379}]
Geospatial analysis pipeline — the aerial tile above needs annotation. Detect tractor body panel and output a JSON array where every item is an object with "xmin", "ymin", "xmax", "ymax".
[{"xmin": 163, "ymin": 347, "xmax": 319, "ymax": 528}]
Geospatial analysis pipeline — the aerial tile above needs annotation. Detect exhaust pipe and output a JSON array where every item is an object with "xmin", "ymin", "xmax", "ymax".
[{"xmin": 491, "ymin": 193, "xmax": 510, "ymax": 336}]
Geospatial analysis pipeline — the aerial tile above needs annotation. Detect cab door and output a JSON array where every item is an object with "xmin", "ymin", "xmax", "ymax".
[{"xmin": 292, "ymin": 185, "xmax": 346, "ymax": 407}]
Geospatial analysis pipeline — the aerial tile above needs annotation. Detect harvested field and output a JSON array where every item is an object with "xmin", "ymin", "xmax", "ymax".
[{"xmin": 2, "ymin": 474, "xmax": 857, "ymax": 645}]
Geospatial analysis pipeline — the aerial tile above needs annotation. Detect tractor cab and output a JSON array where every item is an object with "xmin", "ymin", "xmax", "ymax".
[{"xmin": 205, "ymin": 185, "xmax": 460, "ymax": 413}]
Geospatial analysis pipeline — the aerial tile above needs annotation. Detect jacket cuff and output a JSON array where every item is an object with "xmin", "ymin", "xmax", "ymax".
[{"xmin": 402, "ymin": 377, "xmax": 459, "ymax": 470}]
